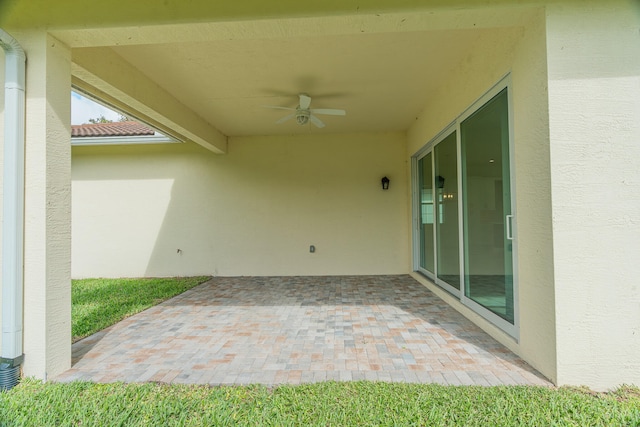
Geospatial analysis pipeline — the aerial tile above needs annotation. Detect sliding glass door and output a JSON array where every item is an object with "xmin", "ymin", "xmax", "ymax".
[
  {"xmin": 417, "ymin": 152, "xmax": 435, "ymax": 276},
  {"xmin": 461, "ymin": 88, "xmax": 513, "ymax": 324},
  {"xmin": 413, "ymin": 80, "xmax": 516, "ymax": 335},
  {"xmin": 415, "ymin": 130, "xmax": 460, "ymax": 294},
  {"xmin": 434, "ymin": 132, "xmax": 460, "ymax": 290}
]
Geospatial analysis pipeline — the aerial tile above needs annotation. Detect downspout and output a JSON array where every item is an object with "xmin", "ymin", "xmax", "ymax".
[{"xmin": 0, "ymin": 29, "xmax": 26, "ymax": 391}]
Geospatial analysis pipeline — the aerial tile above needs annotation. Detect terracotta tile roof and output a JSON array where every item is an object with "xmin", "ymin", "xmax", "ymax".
[{"xmin": 71, "ymin": 121, "xmax": 155, "ymax": 137}]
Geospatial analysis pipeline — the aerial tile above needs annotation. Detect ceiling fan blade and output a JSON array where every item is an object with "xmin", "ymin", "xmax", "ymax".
[
  {"xmin": 309, "ymin": 114, "xmax": 325, "ymax": 128},
  {"xmin": 276, "ymin": 113, "xmax": 296, "ymax": 124},
  {"xmin": 264, "ymin": 105, "xmax": 296, "ymax": 111},
  {"xmin": 310, "ymin": 108, "xmax": 346, "ymax": 116},
  {"xmin": 299, "ymin": 94, "xmax": 312, "ymax": 110}
]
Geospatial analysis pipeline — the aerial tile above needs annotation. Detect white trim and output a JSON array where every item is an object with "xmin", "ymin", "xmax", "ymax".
[
  {"xmin": 71, "ymin": 134, "xmax": 178, "ymax": 146},
  {"xmin": 456, "ymin": 118, "xmax": 465, "ymax": 300},
  {"xmin": 506, "ymin": 75, "xmax": 520, "ymax": 341},
  {"xmin": 411, "ymin": 156, "xmax": 421, "ymax": 272}
]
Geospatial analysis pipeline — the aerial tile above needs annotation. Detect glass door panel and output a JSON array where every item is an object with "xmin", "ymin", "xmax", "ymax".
[
  {"xmin": 417, "ymin": 153, "xmax": 435, "ymax": 275},
  {"xmin": 461, "ymin": 88, "xmax": 514, "ymax": 324},
  {"xmin": 434, "ymin": 132, "xmax": 460, "ymax": 288}
]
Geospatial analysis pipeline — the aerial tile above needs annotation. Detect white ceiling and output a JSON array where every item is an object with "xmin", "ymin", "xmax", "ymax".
[
  {"xmin": 109, "ymin": 29, "xmax": 492, "ymax": 136},
  {"xmin": 61, "ymin": 9, "xmax": 529, "ymax": 139}
]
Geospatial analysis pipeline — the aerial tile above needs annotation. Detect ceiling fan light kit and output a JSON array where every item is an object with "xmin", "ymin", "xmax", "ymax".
[
  {"xmin": 265, "ymin": 93, "xmax": 346, "ymax": 129},
  {"xmin": 296, "ymin": 109, "xmax": 310, "ymax": 125}
]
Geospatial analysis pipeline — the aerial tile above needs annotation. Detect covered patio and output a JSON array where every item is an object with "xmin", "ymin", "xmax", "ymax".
[
  {"xmin": 55, "ymin": 276, "xmax": 548, "ymax": 386},
  {"xmin": 2, "ymin": 0, "xmax": 638, "ymax": 391}
]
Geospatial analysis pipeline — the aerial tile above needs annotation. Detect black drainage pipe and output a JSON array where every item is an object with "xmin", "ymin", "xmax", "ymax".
[{"xmin": 0, "ymin": 355, "xmax": 23, "ymax": 391}]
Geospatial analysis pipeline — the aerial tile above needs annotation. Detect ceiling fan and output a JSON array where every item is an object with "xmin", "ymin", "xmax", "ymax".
[{"xmin": 264, "ymin": 93, "xmax": 346, "ymax": 128}]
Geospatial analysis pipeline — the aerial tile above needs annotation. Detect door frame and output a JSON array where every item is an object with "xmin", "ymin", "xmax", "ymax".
[
  {"xmin": 412, "ymin": 123, "xmax": 458, "ymax": 296},
  {"xmin": 411, "ymin": 74, "xmax": 519, "ymax": 339}
]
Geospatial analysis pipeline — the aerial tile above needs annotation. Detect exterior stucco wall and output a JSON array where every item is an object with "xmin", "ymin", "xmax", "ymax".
[
  {"xmin": 546, "ymin": 1, "xmax": 640, "ymax": 389},
  {"xmin": 0, "ymin": 45, "xmax": 5, "ymax": 342},
  {"xmin": 24, "ymin": 32, "xmax": 72, "ymax": 380},
  {"xmin": 71, "ymin": 132, "xmax": 409, "ymax": 278},
  {"xmin": 0, "ymin": 31, "xmax": 72, "ymax": 378},
  {"xmin": 407, "ymin": 12, "xmax": 557, "ymax": 383}
]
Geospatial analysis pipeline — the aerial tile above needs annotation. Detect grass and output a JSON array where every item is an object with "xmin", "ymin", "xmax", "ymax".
[
  {"xmin": 0, "ymin": 380, "xmax": 638, "ymax": 426},
  {"xmin": 72, "ymin": 276, "xmax": 210, "ymax": 341}
]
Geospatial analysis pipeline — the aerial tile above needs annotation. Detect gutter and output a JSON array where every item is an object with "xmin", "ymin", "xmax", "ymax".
[
  {"xmin": 71, "ymin": 134, "xmax": 178, "ymax": 146},
  {"xmin": 0, "ymin": 29, "xmax": 26, "ymax": 391}
]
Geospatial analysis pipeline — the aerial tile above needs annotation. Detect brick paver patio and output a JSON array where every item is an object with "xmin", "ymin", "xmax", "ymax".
[{"xmin": 55, "ymin": 275, "xmax": 550, "ymax": 386}]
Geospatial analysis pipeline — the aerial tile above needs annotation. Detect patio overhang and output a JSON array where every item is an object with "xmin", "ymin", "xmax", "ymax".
[
  {"xmin": 50, "ymin": 7, "xmax": 534, "ymax": 141},
  {"xmin": 71, "ymin": 49, "xmax": 228, "ymax": 154}
]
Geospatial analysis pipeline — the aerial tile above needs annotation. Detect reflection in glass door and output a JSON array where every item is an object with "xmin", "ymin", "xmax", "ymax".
[
  {"xmin": 417, "ymin": 153, "xmax": 434, "ymax": 276},
  {"xmin": 460, "ymin": 88, "xmax": 514, "ymax": 324},
  {"xmin": 434, "ymin": 132, "xmax": 460, "ymax": 289},
  {"xmin": 415, "ymin": 130, "xmax": 460, "ymax": 293}
]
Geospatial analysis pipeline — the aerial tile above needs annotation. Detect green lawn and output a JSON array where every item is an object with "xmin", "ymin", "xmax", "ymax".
[
  {"xmin": 72, "ymin": 276, "xmax": 210, "ymax": 341},
  {"xmin": 1, "ymin": 380, "xmax": 638, "ymax": 426}
]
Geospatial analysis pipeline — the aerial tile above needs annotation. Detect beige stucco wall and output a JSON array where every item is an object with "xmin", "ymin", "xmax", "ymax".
[
  {"xmin": 72, "ymin": 132, "xmax": 409, "ymax": 278},
  {"xmin": 407, "ymin": 11, "xmax": 557, "ymax": 383},
  {"xmin": 545, "ymin": 1, "xmax": 640, "ymax": 389},
  {"xmin": 0, "ymin": 31, "xmax": 72, "ymax": 378},
  {"xmin": 24, "ymin": 32, "xmax": 72, "ymax": 380}
]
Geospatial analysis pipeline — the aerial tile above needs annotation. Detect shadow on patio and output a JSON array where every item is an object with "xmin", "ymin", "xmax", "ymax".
[{"xmin": 56, "ymin": 275, "xmax": 550, "ymax": 386}]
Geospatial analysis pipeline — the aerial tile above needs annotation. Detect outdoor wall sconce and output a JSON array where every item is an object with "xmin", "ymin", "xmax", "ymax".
[{"xmin": 381, "ymin": 176, "xmax": 390, "ymax": 190}]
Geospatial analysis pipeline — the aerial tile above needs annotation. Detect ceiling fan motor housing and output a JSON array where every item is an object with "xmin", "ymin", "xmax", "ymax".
[
  {"xmin": 295, "ymin": 108, "xmax": 310, "ymax": 125},
  {"xmin": 265, "ymin": 94, "xmax": 344, "ymax": 128}
]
